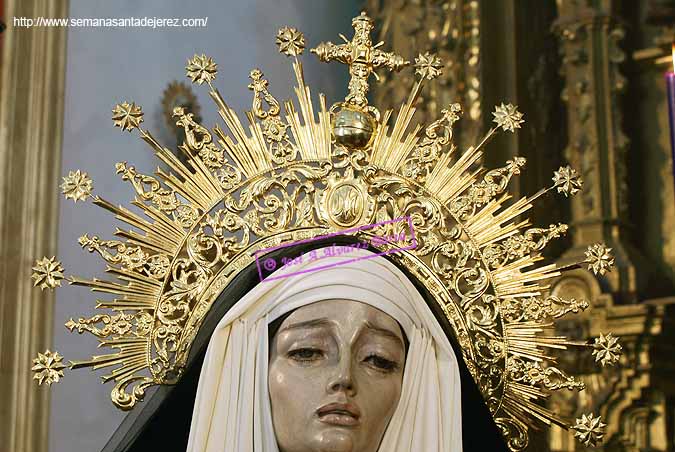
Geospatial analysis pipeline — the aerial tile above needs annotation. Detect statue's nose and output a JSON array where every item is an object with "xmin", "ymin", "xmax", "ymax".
[{"xmin": 327, "ymin": 354, "xmax": 356, "ymax": 396}]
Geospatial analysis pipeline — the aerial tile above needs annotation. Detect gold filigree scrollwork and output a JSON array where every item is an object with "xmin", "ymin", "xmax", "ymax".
[
  {"xmin": 115, "ymin": 161, "xmax": 200, "ymax": 228},
  {"xmin": 248, "ymin": 69, "xmax": 297, "ymax": 164},
  {"xmin": 248, "ymin": 68, "xmax": 280, "ymax": 119},
  {"xmin": 483, "ymin": 223, "xmax": 569, "ymax": 269},
  {"xmin": 110, "ymin": 377, "xmax": 156, "ymax": 411},
  {"xmin": 402, "ymin": 104, "xmax": 462, "ymax": 183},
  {"xmin": 78, "ymin": 234, "xmax": 170, "ymax": 279},
  {"xmin": 367, "ymin": 171, "xmax": 451, "ymax": 254},
  {"xmin": 65, "ymin": 311, "xmax": 153, "ymax": 338},
  {"xmin": 431, "ymin": 241, "xmax": 489, "ymax": 304},
  {"xmin": 172, "ymin": 106, "xmax": 222, "ymax": 168},
  {"xmin": 151, "ymin": 257, "xmax": 208, "ymax": 383},
  {"xmin": 171, "ymin": 106, "xmax": 243, "ymax": 191},
  {"xmin": 451, "ymin": 157, "xmax": 527, "ymax": 220},
  {"xmin": 496, "ymin": 418, "xmax": 529, "ymax": 452},
  {"xmin": 508, "ymin": 357, "xmax": 585, "ymax": 391},
  {"xmin": 502, "ymin": 295, "xmax": 589, "ymax": 322},
  {"xmin": 197, "ymin": 210, "xmax": 252, "ymax": 262},
  {"xmin": 224, "ymin": 163, "xmax": 331, "ymax": 230}
]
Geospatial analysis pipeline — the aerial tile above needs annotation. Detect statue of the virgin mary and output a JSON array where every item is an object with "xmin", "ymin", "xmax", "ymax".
[
  {"xmin": 34, "ymin": 10, "xmax": 619, "ymax": 452},
  {"xmin": 187, "ymin": 245, "xmax": 510, "ymax": 452},
  {"xmin": 100, "ymin": 243, "xmax": 510, "ymax": 452}
]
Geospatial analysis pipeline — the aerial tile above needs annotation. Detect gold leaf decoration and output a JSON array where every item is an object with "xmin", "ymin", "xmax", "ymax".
[
  {"xmin": 508, "ymin": 357, "xmax": 585, "ymax": 391},
  {"xmin": 60, "ymin": 169, "xmax": 93, "ymax": 202},
  {"xmin": 78, "ymin": 233, "xmax": 170, "ymax": 279},
  {"xmin": 112, "ymin": 102, "xmax": 144, "ymax": 132},
  {"xmin": 248, "ymin": 69, "xmax": 296, "ymax": 164},
  {"xmin": 31, "ymin": 256, "xmax": 64, "ymax": 291},
  {"xmin": 66, "ymin": 311, "xmax": 153, "ymax": 338},
  {"xmin": 501, "ymin": 295, "xmax": 589, "ymax": 322},
  {"xmin": 492, "ymin": 103, "xmax": 524, "ymax": 132},
  {"xmin": 552, "ymin": 165, "xmax": 583, "ymax": 197},
  {"xmin": 186, "ymin": 54, "xmax": 217, "ymax": 85},
  {"xmin": 401, "ymin": 104, "xmax": 461, "ymax": 183},
  {"xmin": 572, "ymin": 413, "xmax": 606, "ymax": 447},
  {"xmin": 592, "ymin": 332, "xmax": 622, "ymax": 367},
  {"xmin": 276, "ymin": 26, "xmax": 305, "ymax": 56},
  {"xmin": 585, "ymin": 243, "xmax": 615, "ymax": 275},
  {"xmin": 414, "ymin": 52, "xmax": 443, "ymax": 80},
  {"xmin": 32, "ymin": 350, "xmax": 67, "ymax": 386}
]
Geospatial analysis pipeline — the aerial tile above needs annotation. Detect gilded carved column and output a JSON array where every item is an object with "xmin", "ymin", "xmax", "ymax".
[
  {"xmin": 549, "ymin": 1, "xmax": 675, "ymax": 451},
  {"xmin": 0, "ymin": 0, "xmax": 68, "ymax": 451},
  {"xmin": 553, "ymin": 0, "xmax": 637, "ymax": 298}
]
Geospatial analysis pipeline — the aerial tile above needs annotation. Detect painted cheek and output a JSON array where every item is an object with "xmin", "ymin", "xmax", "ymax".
[
  {"xmin": 359, "ymin": 373, "xmax": 402, "ymax": 416},
  {"xmin": 272, "ymin": 369, "xmax": 286, "ymax": 387},
  {"xmin": 276, "ymin": 364, "xmax": 324, "ymax": 412}
]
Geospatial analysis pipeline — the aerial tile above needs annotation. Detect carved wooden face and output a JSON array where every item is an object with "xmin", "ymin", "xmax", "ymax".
[{"xmin": 268, "ymin": 299, "xmax": 406, "ymax": 452}]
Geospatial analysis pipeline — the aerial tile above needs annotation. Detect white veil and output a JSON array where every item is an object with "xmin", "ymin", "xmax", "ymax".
[{"xmin": 186, "ymin": 247, "xmax": 463, "ymax": 451}]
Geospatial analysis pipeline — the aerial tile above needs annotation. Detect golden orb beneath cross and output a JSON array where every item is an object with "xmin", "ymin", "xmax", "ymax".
[{"xmin": 331, "ymin": 105, "xmax": 377, "ymax": 149}]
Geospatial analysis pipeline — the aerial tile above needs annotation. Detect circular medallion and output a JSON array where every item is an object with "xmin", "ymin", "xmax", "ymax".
[
  {"xmin": 327, "ymin": 183, "xmax": 363, "ymax": 226},
  {"xmin": 320, "ymin": 168, "xmax": 374, "ymax": 228}
]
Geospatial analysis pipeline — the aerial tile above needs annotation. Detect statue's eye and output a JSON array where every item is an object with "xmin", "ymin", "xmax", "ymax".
[
  {"xmin": 288, "ymin": 347, "xmax": 324, "ymax": 362},
  {"xmin": 364, "ymin": 354, "xmax": 399, "ymax": 372}
]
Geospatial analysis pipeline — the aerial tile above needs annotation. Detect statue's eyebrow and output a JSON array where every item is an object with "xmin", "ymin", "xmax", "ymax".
[
  {"xmin": 363, "ymin": 320, "xmax": 404, "ymax": 346},
  {"xmin": 279, "ymin": 317, "xmax": 332, "ymax": 333},
  {"xmin": 279, "ymin": 318, "xmax": 404, "ymax": 347}
]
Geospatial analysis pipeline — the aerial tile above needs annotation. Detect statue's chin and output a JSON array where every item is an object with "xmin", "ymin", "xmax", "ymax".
[{"xmin": 311, "ymin": 428, "xmax": 357, "ymax": 452}]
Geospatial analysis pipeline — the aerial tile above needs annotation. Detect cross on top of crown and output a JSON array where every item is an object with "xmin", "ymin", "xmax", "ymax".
[{"xmin": 311, "ymin": 11, "xmax": 409, "ymax": 107}]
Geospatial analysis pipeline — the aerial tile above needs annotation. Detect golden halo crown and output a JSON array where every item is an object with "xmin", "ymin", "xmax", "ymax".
[{"xmin": 35, "ymin": 11, "xmax": 619, "ymax": 451}]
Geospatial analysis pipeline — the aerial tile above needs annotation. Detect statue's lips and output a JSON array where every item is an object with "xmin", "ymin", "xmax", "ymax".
[{"xmin": 316, "ymin": 402, "xmax": 361, "ymax": 426}]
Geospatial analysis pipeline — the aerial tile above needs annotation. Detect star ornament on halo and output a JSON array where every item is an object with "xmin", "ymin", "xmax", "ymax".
[
  {"xmin": 414, "ymin": 52, "xmax": 443, "ymax": 80},
  {"xmin": 492, "ymin": 103, "xmax": 524, "ymax": 132},
  {"xmin": 112, "ymin": 101, "xmax": 144, "ymax": 132},
  {"xmin": 585, "ymin": 243, "xmax": 615, "ymax": 276},
  {"xmin": 31, "ymin": 256, "xmax": 64, "ymax": 291},
  {"xmin": 552, "ymin": 165, "xmax": 583, "ymax": 197},
  {"xmin": 60, "ymin": 169, "xmax": 93, "ymax": 202},
  {"xmin": 32, "ymin": 350, "xmax": 67, "ymax": 386},
  {"xmin": 572, "ymin": 413, "xmax": 606, "ymax": 447},
  {"xmin": 186, "ymin": 54, "xmax": 218, "ymax": 85},
  {"xmin": 592, "ymin": 332, "xmax": 622, "ymax": 367},
  {"xmin": 276, "ymin": 27, "xmax": 305, "ymax": 57}
]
